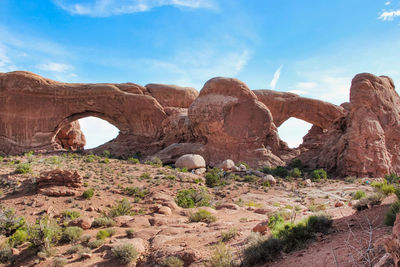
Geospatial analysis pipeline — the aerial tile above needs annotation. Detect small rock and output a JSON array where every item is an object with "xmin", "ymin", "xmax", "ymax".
[
  {"xmin": 305, "ymin": 179, "xmax": 312, "ymax": 187},
  {"xmin": 68, "ymin": 218, "xmax": 93, "ymax": 230},
  {"xmin": 335, "ymin": 201, "xmax": 344, "ymax": 207},
  {"xmin": 158, "ymin": 206, "xmax": 172, "ymax": 215},
  {"xmin": 254, "ymin": 208, "xmax": 270, "ymax": 215},
  {"xmin": 81, "ymin": 253, "xmax": 92, "ymax": 259},
  {"xmin": 238, "ymin": 164, "xmax": 247, "ymax": 171},
  {"xmin": 216, "ymin": 203, "xmax": 239, "ymax": 210},
  {"xmin": 263, "ymin": 175, "xmax": 276, "ymax": 185},
  {"xmin": 194, "ymin": 168, "xmax": 206, "ymax": 175},
  {"xmin": 220, "ymin": 159, "xmax": 235, "ymax": 171},
  {"xmin": 86, "ymin": 206, "xmax": 95, "ymax": 211},
  {"xmin": 252, "ymin": 220, "xmax": 270, "ymax": 235}
]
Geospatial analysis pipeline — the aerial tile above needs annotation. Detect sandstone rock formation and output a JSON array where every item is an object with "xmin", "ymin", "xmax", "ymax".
[
  {"xmin": 175, "ymin": 154, "xmax": 206, "ymax": 170},
  {"xmin": 298, "ymin": 73, "xmax": 400, "ymax": 177},
  {"xmin": 37, "ymin": 169, "xmax": 83, "ymax": 196},
  {"xmin": 188, "ymin": 77, "xmax": 284, "ymax": 167},
  {"xmin": 55, "ymin": 121, "xmax": 86, "ymax": 150},
  {"xmin": 2, "ymin": 71, "xmax": 400, "ymax": 177}
]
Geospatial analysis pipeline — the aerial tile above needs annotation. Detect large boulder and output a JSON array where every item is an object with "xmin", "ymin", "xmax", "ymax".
[
  {"xmin": 175, "ymin": 154, "xmax": 206, "ymax": 170},
  {"xmin": 55, "ymin": 121, "xmax": 86, "ymax": 150},
  {"xmin": 188, "ymin": 77, "xmax": 284, "ymax": 167},
  {"xmin": 37, "ymin": 169, "xmax": 83, "ymax": 196}
]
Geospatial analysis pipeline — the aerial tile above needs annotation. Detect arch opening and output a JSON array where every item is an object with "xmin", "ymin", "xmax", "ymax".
[
  {"xmin": 277, "ymin": 118, "xmax": 312, "ymax": 148},
  {"xmin": 79, "ymin": 117, "xmax": 119, "ymax": 149}
]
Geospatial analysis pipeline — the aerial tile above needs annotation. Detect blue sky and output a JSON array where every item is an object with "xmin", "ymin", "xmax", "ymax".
[{"xmin": 1, "ymin": 0, "xmax": 400, "ymax": 148}]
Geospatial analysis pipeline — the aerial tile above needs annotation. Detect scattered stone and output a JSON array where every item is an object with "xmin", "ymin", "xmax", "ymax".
[
  {"xmin": 305, "ymin": 179, "xmax": 312, "ymax": 187},
  {"xmin": 252, "ymin": 220, "xmax": 270, "ymax": 235},
  {"xmin": 216, "ymin": 203, "xmax": 240, "ymax": 210},
  {"xmin": 194, "ymin": 168, "xmax": 206, "ymax": 175},
  {"xmin": 238, "ymin": 164, "xmax": 247, "ymax": 171},
  {"xmin": 37, "ymin": 169, "xmax": 82, "ymax": 196},
  {"xmin": 68, "ymin": 218, "xmax": 93, "ymax": 230},
  {"xmin": 220, "ymin": 159, "xmax": 235, "ymax": 171},
  {"xmin": 175, "ymin": 154, "xmax": 206, "ymax": 170},
  {"xmin": 263, "ymin": 175, "xmax": 276, "ymax": 185},
  {"xmin": 335, "ymin": 201, "xmax": 344, "ymax": 207},
  {"xmin": 158, "ymin": 206, "xmax": 172, "ymax": 215}
]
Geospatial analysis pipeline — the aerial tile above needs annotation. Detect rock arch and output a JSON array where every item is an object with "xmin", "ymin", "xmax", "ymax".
[{"xmin": 253, "ymin": 90, "xmax": 345, "ymax": 129}]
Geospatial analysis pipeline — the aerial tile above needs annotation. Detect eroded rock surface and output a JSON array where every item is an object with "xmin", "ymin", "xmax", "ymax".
[{"xmin": 55, "ymin": 121, "xmax": 86, "ymax": 150}]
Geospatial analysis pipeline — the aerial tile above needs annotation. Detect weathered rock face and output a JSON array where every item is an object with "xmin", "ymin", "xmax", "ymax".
[
  {"xmin": 55, "ymin": 121, "xmax": 86, "ymax": 150},
  {"xmin": 188, "ymin": 77, "xmax": 284, "ymax": 167},
  {"xmin": 2, "ymin": 71, "xmax": 400, "ymax": 177},
  {"xmin": 37, "ymin": 169, "xmax": 83, "ymax": 196},
  {"xmin": 298, "ymin": 73, "xmax": 400, "ymax": 177},
  {"xmin": 253, "ymin": 90, "xmax": 345, "ymax": 129}
]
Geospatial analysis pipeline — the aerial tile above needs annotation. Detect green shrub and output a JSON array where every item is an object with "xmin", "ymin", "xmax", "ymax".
[
  {"xmin": 395, "ymin": 187, "xmax": 400, "ymax": 200},
  {"xmin": 66, "ymin": 244, "xmax": 84, "ymax": 254},
  {"xmin": 139, "ymin": 172, "xmax": 151, "ymax": 180},
  {"xmin": 61, "ymin": 227, "xmax": 83, "ymax": 243},
  {"xmin": 15, "ymin": 163, "xmax": 32, "ymax": 174},
  {"xmin": 161, "ymin": 256, "xmax": 184, "ymax": 267},
  {"xmin": 105, "ymin": 228, "xmax": 116, "ymax": 237},
  {"xmin": 82, "ymin": 188, "xmax": 94, "ymax": 199},
  {"xmin": 102, "ymin": 150, "xmax": 111, "ymax": 158},
  {"xmin": 145, "ymin": 157, "xmax": 162, "ymax": 167},
  {"xmin": 52, "ymin": 257, "xmax": 67, "ymax": 267},
  {"xmin": 127, "ymin": 157, "xmax": 139, "ymax": 164},
  {"xmin": 311, "ymin": 169, "xmax": 327, "ymax": 182},
  {"xmin": 84, "ymin": 154, "xmax": 97, "ymax": 163},
  {"xmin": 220, "ymin": 228, "xmax": 238, "ymax": 242},
  {"xmin": 96, "ymin": 229, "xmax": 110, "ymax": 240},
  {"xmin": 88, "ymin": 239, "xmax": 104, "ymax": 249},
  {"xmin": 92, "ymin": 217, "xmax": 116, "ymax": 228},
  {"xmin": 125, "ymin": 229, "xmax": 135, "ymax": 238},
  {"xmin": 189, "ymin": 209, "xmax": 216, "ymax": 223},
  {"xmin": 124, "ymin": 186, "xmax": 149, "ymax": 201},
  {"xmin": 353, "ymin": 190, "xmax": 366, "ymax": 200},
  {"xmin": 371, "ymin": 181, "xmax": 395, "ymax": 195},
  {"xmin": 0, "ymin": 156, "xmax": 3, "ymax": 162},
  {"xmin": 0, "ymin": 206, "xmax": 26, "ymax": 236},
  {"xmin": 288, "ymin": 159, "xmax": 303, "ymax": 169},
  {"xmin": 0, "ymin": 244, "xmax": 13, "ymax": 264},
  {"xmin": 8, "ymin": 229, "xmax": 28, "ymax": 247},
  {"xmin": 27, "ymin": 216, "xmax": 62, "ymax": 251},
  {"xmin": 108, "ymin": 199, "xmax": 135, "ymax": 217},
  {"xmin": 209, "ymin": 242, "xmax": 233, "ymax": 267},
  {"xmin": 268, "ymin": 213, "xmax": 285, "ymax": 233},
  {"xmin": 243, "ymin": 215, "xmax": 332, "ymax": 265},
  {"xmin": 290, "ymin": 168, "xmax": 302, "ymax": 178},
  {"xmin": 111, "ymin": 243, "xmax": 138, "ymax": 265},
  {"xmin": 272, "ymin": 166, "xmax": 289, "ymax": 178},
  {"xmin": 61, "ymin": 210, "xmax": 81, "ymax": 221},
  {"xmin": 385, "ymin": 173, "xmax": 400, "ymax": 184},
  {"xmin": 243, "ymin": 175, "xmax": 259, "ymax": 183},
  {"xmin": 205, "ymin": 168, "xmax": 224, "ymax": 187},
  {"xmin": 384, "ymin": 201, "xmax": 400, "ymax": 226},
  {"xmin": 175, "ymin": 188, "xmax": 211, "ymax": 208}
]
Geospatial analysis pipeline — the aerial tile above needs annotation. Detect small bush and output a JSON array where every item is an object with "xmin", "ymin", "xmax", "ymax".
[
  {"xmin": 8, "ymin": 229, "xmax": 28, "ymax": 247},
  {"xmin": 290, "ymin": 168, "xmax": 302, "ymax": 178},
  {"xmin": 127, "ymin": 157, "xmax": 139, "ymax": 164},
  {"xmin": 243, "ymin": 237, "xmax": 283, "ymax": 265},
  {"xmin": 82, "ymin": 188, "xmax": 94, "ymax": 199},
  {"xmin": 96, "ymin": 229, "xmax": 110, "ymax": 240},
  {"xmin": 353, "ymin": 190, "xmax": 366, "ymax": 200},
  {"xmin": 209, "ymin": 242, "xmax": 233, "ymax": 267},
  {"xmin": 145, "ymin": 157, "xmax": 163, "ymax": 167},
  {"xmin": 27, "ymin": 216, "xmax": 62, "ymax": 251},
  {"xmin": 175, "ymin": 188, "xmax": 211, "ymax": 208},
  {"xmin": 102, "ymin": 150, "xmax": 111, "ymax": 158},
  {"xmin": 105, "ymin": 228, "xmax": 116, "ymax": 237},
  {"xmin": 205, "ymin": 168, "xmax": 224, "ymax": 187},
  {"xmin": 311, "ymin": 169, "xmax": 327, "ymax": 182},
  {"xmin": 52, "ymin": 257, "xmax": 67, "ymax": 267},
  {"xmin": 111, "ymin": 243, "xmax": 138, "ymax": 265},
  {"xmin": 189, "ymin": 209, "xmax": 216, "ymax": 224},
  {"xmin": 61, "ymin": 210, "xmax": 81, "ymax": 221},
  {"xmin": 161, "ymin": 256, "xmax": 184, "ymax": 267},
  {"xmin": 124, "ymin": 186, "xmax": 149, "ymax": 201},
  {"xmin": 108, "ymin": 199, "xmax": 135, "ymax": 217},
  {"xmin": 384, "ymin": 201, "xmax": 400, "ymax": 226},
  {"xmin": 272, "ymin": 166, "xmax": 289, "ymax": 178},
  {"xmin": 385, "ymin": 173, "xmax": 400, "ymax": 184},
  {"xmin": 92, "ymin": 217, "xmax": 116, "ymax": 228},
  {"xmin": 0, "ymin": 244, "xmax": 13, "ymax": 264},
  {"xmin": 288, "ymin": 159, "xmax": 303, "ymax": 169},
  {"xmin": 125, "ymin": 229, "xmax": 135, "ymax": 238},
  {"xmin": 61, "ymin": 226, "xmax": 83, "ymax": 243},
  {"xmin": 139, "ymin": 172, "xmax": 151, "ymax": 180},
  {"xmin": 66, "ymin": 244, "xmax": 84, "ymax": 254},
  {"xmin": 220, "ymin": 228, "xmax": 238, "ymax": 242},
  {"xmin": 15, "ymin": 163, "xmax": 32, "ymax": 174},
  {"xmin": 88, "ymin": 239, "xmax": 104, "ymax": 249},
  {"xmin": 0, "ymin": 206, "xmax": 26, "ymax": 236}
]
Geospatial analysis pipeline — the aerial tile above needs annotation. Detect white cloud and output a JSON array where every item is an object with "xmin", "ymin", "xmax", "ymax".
[
  {"xmin": 296, "ymin": 81, "xmax": 317, "ymax": 90},
  {"xmin": 142, "ymin": 48, "xmax": 251, "ymax": 89},
  {"xmin": 385, "ymin": 1, "xmax": 391, "ymax": 5},
  {"xmin": 53, "ymin": 0, "xmax": 217, "ymax": 17},
  {"xmin": 270, "ymin": 65, "xmax": 283, "ymax": 90},
  {"xmin": 379, "ymin": 9, "xmax": 400, "ymax": 20},
  {"xmin": 287, "ymin": 90, "xmax": 308, "ymax": 95},
  {"xmin": 0, "ymin": 43, "xmax": 17, "ymax": 72},
  {"xmin": 37, "ymin": 62, "xmax": 73, "ymax": 73}
]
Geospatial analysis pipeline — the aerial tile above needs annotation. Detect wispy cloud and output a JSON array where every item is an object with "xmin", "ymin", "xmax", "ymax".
[
  {"xmin": 0, "ymin": 43, "xmax": 17, "ymax": 72},
  {"xmin": 385, "ymin": 1, "xmax": 392, "ymax": 5},
  {"xmin": 270, "ymin": 65, "xmax": 283, "ymax": 90},
  {"xmin": 379, "ymin": 9, "xmax": 400, "ymax": 20},
  {"xmin": 37, "ymin": 62, "xmax": 73, "ymax": 73},
  {"xmin": 53, "ymin": 0, "xmax": 217, "ymax": 17}
]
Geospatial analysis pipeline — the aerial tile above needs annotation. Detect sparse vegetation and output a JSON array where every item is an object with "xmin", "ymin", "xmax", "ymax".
[
  {"xmin": 353, "ymin": 190, "xmax": 366, "ymax": 200},
  {"xmin": 15, "ymin": 163, "xmax": 32, "ymax": 174},
  {"xmin": 311, "ymin": 169, "xmax": 327, "ymax": 182},
  {"xmin": 220, "ymin": 228, "xmax": 238, "ymax": 242},
  {"xmin": 189, "ymin": 209, "xmax": 216, "ymax": 223},
  {"xmin": 108, "ymin": 198, "xmax": 135, "ymax": 217},
  {"xmin": 384, "ymin": 201, "xmax": 400, "ymax": 226},
  {"xmin": 61, "ymin": 226, "xmax": 83, "ymax": 243},
  {"xmin": 205, "ymin": 168, "xmax": 225, "ymax": 187},
  {"xmin": 27, "ymin": 216, "xmax": 62, "ymax": 252},
  {"xmin": 92, "ymin": 217, "xmax": 116, "ymax": 228},
  {"xmin": 82, "ymin": 188, "xmax": 94, "ymax": 199},
  {"xmin": 175, "ymin": 188, "xmax": 211, "ymax": 208},
  {"xmin": 161, "ymin": 256, "xmax": 184, "ymax": 267},
  {"xmin": 111, "ymin": 243, "xmax": 138, "ymax": 265},
  {"xmin": 0, "ymin": 206, "xmax": 26, "ymax": 236}
]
